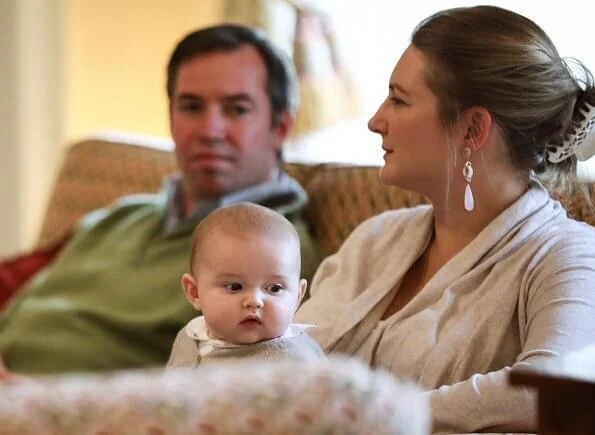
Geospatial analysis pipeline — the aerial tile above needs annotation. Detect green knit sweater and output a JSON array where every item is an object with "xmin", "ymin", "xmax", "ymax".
[{"xmin": 0, "ymin": 176, "xmax": 320, "ymax": 374}]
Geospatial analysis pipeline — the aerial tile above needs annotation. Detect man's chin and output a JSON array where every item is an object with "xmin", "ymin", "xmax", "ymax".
[{"xmin": 186, "ymin": 174, "xmax": 234, "ymax": 200}]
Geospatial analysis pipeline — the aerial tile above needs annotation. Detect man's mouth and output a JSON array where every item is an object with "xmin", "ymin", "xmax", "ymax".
[{"xmin": 188, "ymin": 154, "xmax": 235, "ymax": 170}]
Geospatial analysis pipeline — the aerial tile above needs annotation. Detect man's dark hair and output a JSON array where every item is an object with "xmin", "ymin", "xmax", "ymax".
[{"xmin": 166, "ymin": 24, "xmax": 298, "ymax": 128}]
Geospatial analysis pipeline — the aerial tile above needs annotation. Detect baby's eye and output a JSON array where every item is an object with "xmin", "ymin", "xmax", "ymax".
[
  {"xmin": 268, "ymin": 284, "xmax": 284, "ymax": 294},
  {"xmin": 224, "ymin": 282, "xmax": 243, "ymax": 292}
]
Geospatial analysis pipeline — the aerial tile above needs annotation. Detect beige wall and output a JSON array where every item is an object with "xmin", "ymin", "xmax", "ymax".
[
  {"xmin": 0, "ymin": 0, "xmax": 21, "ymax": 256},
  {"xmin": 0, "ymin": 0, "xmax": 65, "ymax": 257},
  {"xmin": 63, "ymin": 0, "xmax": 223, "ymax": 144},
  {"xmin": 0, "ymin": 0, "xmax": 223, "ymax": 256}
]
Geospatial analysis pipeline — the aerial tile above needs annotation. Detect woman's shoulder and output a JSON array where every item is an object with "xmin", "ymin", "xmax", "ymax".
[
  {"xmin": 352, "ymin": 205, "xmax": 433, "ymax": 237},
  {"xmin": 525, "ymin": 211, "xmax": 595, "ymax": 281},
  {"xmin": 540, "ymin": 204, "xmax": 595, "ymax": 247},
  {"xmin": 546, "ymin": 215, "xmax": 595, "ymax": 256},
  {"xmin": 333, "ymin": 205, "xmax": 433, "ymax": 258}
]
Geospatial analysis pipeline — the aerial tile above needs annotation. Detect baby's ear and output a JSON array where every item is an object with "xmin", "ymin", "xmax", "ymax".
[
  {"xmin": 181, "ymin": 273, "xmax": 201, "ymax": 311},
  {"xmin": 297, "ymin": 278, "xmax": 308, "ymax": 305}
]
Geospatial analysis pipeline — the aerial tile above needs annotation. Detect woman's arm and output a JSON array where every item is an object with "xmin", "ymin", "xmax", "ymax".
[
  {"xmin": 428, "ymin": 237, "xmax": 595, "ymax": 433},
  {"xmin": 483, "ymin": 417, "xmax": 537, "ymax": 433},
  {"xmin": 425, "ymin": 365, "xmax": 537, "ymax": 433}
]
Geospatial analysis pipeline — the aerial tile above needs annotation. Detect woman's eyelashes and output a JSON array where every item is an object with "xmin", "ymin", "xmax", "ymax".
[{"xmin": 390, "ymin": 96, "xmax": 407, "ymax": 106}]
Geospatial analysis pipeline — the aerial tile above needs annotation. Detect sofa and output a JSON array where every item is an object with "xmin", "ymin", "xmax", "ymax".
[
  {"xmin": 0, "ymin": 135, "xmax": 435, "ymax": 435},
  {"xmin": 4, "ymin": 135, "xmax": 595, "ymax": 434},
  {"xmin": 36, "ymin": 136, "xmax": 595, "ymax": 257}
]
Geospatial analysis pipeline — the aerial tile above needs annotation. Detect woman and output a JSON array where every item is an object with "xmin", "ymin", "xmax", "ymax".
[{"xmin": 297, "ymin": 5, "xmax": 595, "ymax": 433}]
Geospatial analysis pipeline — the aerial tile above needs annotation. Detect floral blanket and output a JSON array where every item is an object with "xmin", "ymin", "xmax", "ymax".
[{"xmin": 0, "ymin": 357, "xmax": 428, "ymax": 435}]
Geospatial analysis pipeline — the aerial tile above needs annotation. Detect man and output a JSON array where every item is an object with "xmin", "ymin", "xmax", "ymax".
[{"xmin": 0, "ymin": 24, "xmax": 321, "ymax": 374}]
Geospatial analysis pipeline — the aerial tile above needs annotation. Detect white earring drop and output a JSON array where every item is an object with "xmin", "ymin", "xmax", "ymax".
[{"xmin": 463, "ymin": 147, "xmax": 474, "ymax": 212}]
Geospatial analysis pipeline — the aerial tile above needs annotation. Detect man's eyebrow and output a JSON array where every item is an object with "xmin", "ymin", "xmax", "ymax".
[
  {"xmin": 174, "ymin": 93, "xmax": 256, "ymax": 104},
  {"xmin": 176, "ymin": 93, "xmax": 202, "ymax": 101},
  {"xmin": 223, "ymin": 93, "xmax": 256, "ymax": 104},
  {"xmin": 389, "ymin": 83, "xmax": 411, "ymax": 97}
]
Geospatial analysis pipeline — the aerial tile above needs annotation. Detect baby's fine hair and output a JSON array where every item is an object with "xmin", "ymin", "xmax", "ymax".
[{"xmin": 189, "ymin": 203, "xmax": 300, "ymax": 272}]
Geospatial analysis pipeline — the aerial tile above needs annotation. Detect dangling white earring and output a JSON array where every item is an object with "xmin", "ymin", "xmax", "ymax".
[{"xmin": 463, "ymin": 147, "xmax": 474, "ymax": 212}]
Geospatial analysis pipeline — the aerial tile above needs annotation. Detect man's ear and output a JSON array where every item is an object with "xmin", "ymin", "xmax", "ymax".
[
  {"xmin": 461, "ymin": 106, "xmax": 492, "ymax": 151},
  {"xmin": 168, "ymin": 100, "xmax": 174, "ymax": 135},
  {"xmin": 297, "ymin": 278, "xmax": 308, "ymax": 306},
  {"xmin": 181, "ymin": 273, "xmax": 201, "ymax": 311},
  {"xmin": 272, "ymin": 110, "xmax": 295, "ymax": 151}
]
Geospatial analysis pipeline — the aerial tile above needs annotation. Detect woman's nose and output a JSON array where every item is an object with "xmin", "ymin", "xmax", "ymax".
[{"xmin": 368, "ymin": 106, "xmax": 386, "ymax": 135}]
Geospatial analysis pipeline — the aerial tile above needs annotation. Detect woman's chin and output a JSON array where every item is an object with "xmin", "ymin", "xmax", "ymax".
[{"xmin": 379, "ymin": 165, "xmax": 402, "ymax": 187}]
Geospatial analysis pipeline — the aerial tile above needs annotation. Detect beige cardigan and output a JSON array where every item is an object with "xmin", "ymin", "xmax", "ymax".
[{"xmin": 296, "ymin": 181, "xmax": 595, "ymax": 433}]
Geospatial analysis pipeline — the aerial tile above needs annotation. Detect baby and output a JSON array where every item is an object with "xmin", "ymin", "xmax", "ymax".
[{"xmin": 167, "ymin": 203, "xmax": 325, "ymax": 368}]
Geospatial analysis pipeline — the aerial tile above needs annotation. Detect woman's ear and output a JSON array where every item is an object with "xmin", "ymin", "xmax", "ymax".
[
  {"xmin": 181, "ymin": 273, "xmax": 201, "ymax": 311},
  {"xmin": 462, "ymin": 106, "xmax": 492, "ymax": 151}
]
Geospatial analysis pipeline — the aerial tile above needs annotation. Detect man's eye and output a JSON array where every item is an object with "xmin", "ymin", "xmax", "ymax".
[
  {"xmin": 178, "ymin": 102, "xmax": 202, "ymax": 113},
  {"xmin": 268, "ymin": 284, "xmax": 284, "ymax": 294},
  {"xmin": 225, "ymin": 105, "xmax": 250, "ymax": 117},
  {"xmin": 224, "ymin": 282, "xmax": 243, "ymax": 291}
]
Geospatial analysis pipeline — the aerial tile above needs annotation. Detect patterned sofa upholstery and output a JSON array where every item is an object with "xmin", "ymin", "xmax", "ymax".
[
  {"xmin": 37, "ymin": 137, "xmax": 424, "ymax": 256},
  {"xmin": 39, "ymin": 136, "xmax": 595, "ymax": 257}
]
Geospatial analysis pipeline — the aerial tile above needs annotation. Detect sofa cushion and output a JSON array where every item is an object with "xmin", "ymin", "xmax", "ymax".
[
  {"xmin": 552, "ymin": 184, "xmax": 595, "ymax": 227},
  {"xmin": 301, "ymin": 165, "xmax": 428, "ymax": 255},
  {"xmin": 38, "ymin": 138, "xmax": 595, "ymax": 258},
  {"xmin": 39, "ymin": 139, "xmax": 177, "ymax": 248}
]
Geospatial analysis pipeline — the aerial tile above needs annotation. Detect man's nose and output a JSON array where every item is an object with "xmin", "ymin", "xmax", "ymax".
[
  {"xmin": 242, "ymin": 289, "xmax": 264, "ymax": 309},
  {"xmin": 199, "ymin": 107, "xmax": 226, "ymax": 139}
]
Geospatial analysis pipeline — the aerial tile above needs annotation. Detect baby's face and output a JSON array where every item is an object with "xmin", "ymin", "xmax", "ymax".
[{"xmin": 189, "ymin": 231, "xmax": 306, "ymax": 344}]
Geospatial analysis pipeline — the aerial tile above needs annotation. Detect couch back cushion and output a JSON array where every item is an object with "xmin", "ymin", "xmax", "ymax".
[
  {"xmin": 39, "ymin": 139, "xmax": 177, "ymax": 248},
  {"xmin": 39, "ymin": 138, "xmax": 595, "ymax": 258},
  {"xmin": 296, "ymin": 165, "xmax": 427, "ymax": 255}
]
